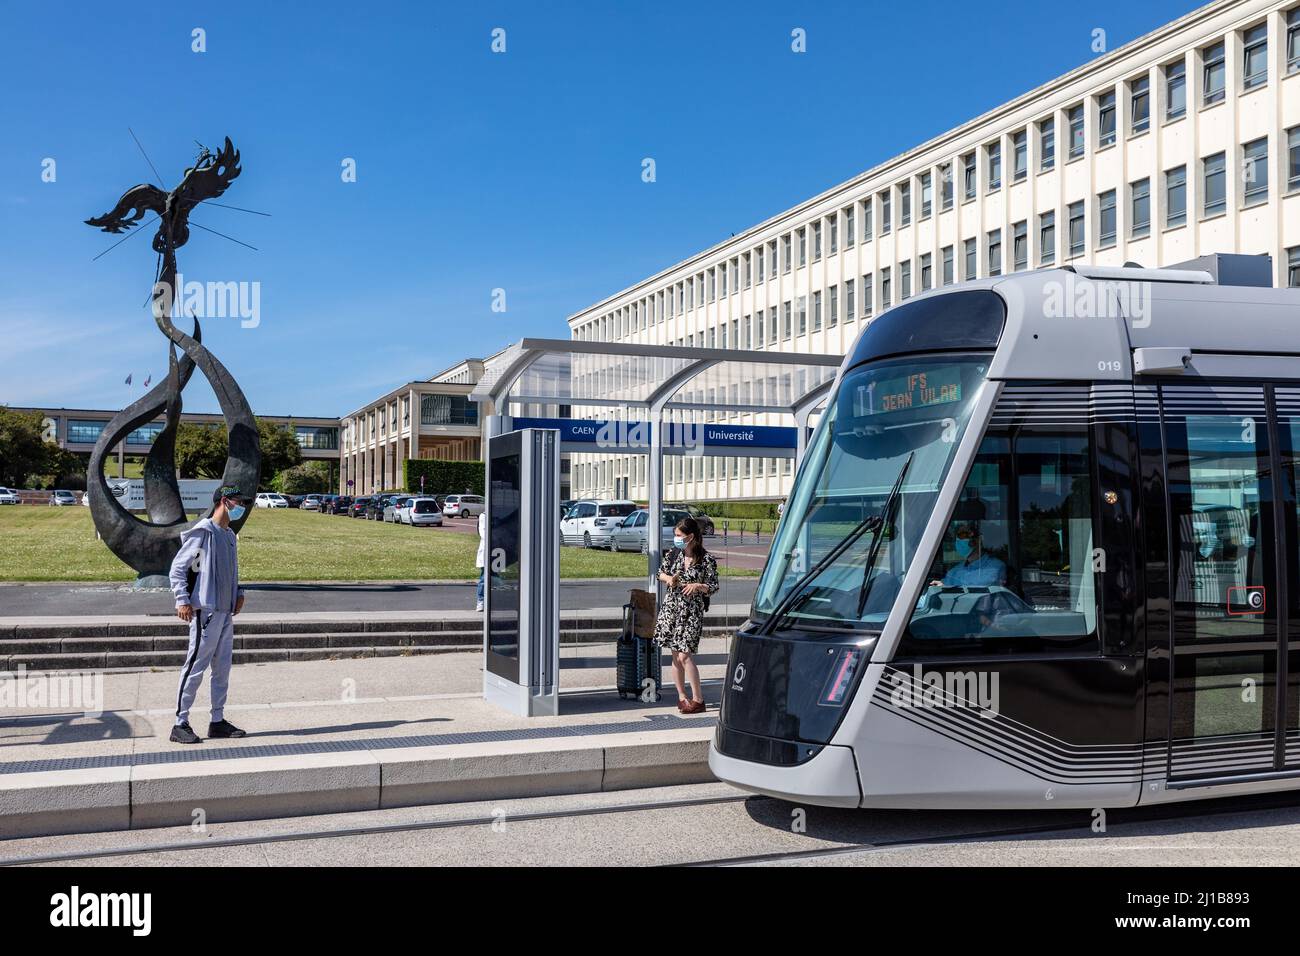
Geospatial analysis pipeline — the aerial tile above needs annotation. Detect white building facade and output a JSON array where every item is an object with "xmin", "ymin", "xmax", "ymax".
[{"xmin": 566, "ymin": 0, "xmax": 1300, "ymax": 505}]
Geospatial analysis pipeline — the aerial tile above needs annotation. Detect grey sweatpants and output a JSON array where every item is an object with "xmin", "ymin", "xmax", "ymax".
[{"xmin": 175, "ymin": 609, "xmax": 235, "ymax": 726}]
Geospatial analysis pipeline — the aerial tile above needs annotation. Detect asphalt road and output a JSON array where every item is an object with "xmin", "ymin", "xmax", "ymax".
[
  {"xmin": 0, "ymin": 577, "xmax": 761, "ymax": 617},
  {"xmin": 9, "ymin": 780, "xmax": 1300, "ymax": 867}
]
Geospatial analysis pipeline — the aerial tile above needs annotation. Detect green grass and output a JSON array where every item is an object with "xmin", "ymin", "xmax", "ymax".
[{"xmin": 0, "ymin": 507, "xmax": 757, "ymax": 582}]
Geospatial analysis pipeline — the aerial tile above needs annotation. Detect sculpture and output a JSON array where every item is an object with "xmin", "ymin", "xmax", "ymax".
[{"xmin": 84, "ymin": 138, "xmax": 261, "ymax": 585}]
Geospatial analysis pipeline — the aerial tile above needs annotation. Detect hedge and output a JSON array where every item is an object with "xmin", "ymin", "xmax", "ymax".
[
  {"xmin": 402, "ymin": 459, "xmax": 484, "ymax": 495},
  {"xmin": 691, "ymin": 500, "xmax": 780, "ymax": 520}
]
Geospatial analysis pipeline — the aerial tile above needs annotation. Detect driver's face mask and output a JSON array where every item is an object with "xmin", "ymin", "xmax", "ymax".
[
  {"xmin": 954, "ymin": 535, "xmax": 975, "ymax": 558},
  {"xmin": 1198, "ymin": 530, "xmax": 1218, "ymax": 559}
]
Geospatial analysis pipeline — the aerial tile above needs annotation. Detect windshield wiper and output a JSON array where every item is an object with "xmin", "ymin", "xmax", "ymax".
[
  {"xmin": 756, "ymin": 451, "xmax": 914, "ymax": 636},
  {"xmin": 855, "ymin": 451, "xmax": 913, "ymax": 619}
]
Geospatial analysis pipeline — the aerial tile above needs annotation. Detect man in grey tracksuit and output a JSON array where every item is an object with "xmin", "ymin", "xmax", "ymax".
[{"xmin": 167, "ymin": 485, "xmax": 250, "ymax": 744}]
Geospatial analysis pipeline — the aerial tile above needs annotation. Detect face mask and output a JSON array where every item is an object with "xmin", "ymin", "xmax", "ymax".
[
  {"xmin": 1199, "ymin": 536, "xmax": 1217, "ymax": 559},
  {"xmin": 954, "ymin": 538, "xmax": 974, "ymax": 558},
  {"xmin": 227, "ymin": 504, "xmax": 246, "ymax": 521},
  {"xmin": 673, "ymin": 536, "xmax": 685, "ymax": 549}
]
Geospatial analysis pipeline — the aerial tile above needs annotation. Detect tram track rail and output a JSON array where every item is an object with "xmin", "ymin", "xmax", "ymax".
[{"xmin": 685, "ymin": 788, "xmax": 1300, "ymax": 866}]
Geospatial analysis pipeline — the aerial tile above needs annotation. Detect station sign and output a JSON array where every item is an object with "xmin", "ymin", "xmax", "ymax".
[{"xmin": 510, "ymin": 417, "xmax": 796, "ymax": 454}]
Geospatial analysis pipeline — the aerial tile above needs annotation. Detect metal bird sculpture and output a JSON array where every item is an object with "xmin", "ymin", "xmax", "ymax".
[
  {"xmin": 84, "ymin": 136, "xmax": 259, "ymax": 585},
  {"xmin": 85, "ymin": 138, "xmax": 241, "ymax": 253}
]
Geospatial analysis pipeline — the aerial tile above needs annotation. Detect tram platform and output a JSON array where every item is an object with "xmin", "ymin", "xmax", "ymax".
[{"xmin": 0, "ymin": 611, "xmax": 734, "ymax": 839}]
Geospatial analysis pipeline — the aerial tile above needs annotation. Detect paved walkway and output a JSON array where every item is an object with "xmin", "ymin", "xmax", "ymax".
[
  {"xmin": 0, "ymin": 639, "xmax": 729, "ymax": 837},
  {"xmin": 0, "ymin": 577, "xmax": 760, "ymax": 619}
]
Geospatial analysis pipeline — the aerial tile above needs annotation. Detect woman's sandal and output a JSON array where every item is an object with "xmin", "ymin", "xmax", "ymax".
[{"xmin": 682, "ymin": 699, "xmax": 706, "ymax": 714}]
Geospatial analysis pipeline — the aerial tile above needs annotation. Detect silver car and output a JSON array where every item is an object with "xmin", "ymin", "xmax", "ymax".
[
  {"xmin": 405, "ymin": 497, "xmax": 444, "ymax": 527},
  {"xmin": 300, "ymin": 494, "xmax": 322, "ymax": 510},
  {"xmin": 48, "ymin": 490, "xmax": 78, "ymax": 506},
  {"xmin": 442, "ymin": 494, "xmax": 484, "ymax": 519},
  {"xmin": 609, "ymin": 508, "xmax": 690, "ymax": 553},
  {"xmin": 383, "ymin": 496, "xmax": 413, "ymax": 523}
]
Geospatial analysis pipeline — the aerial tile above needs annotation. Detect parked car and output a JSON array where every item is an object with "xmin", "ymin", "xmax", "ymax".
[
  {"xmin": 48, "ymin": 490, "xmax": 78, "ymax": 506},
  {"xmin": 318, "ymin": 494, "xmax": 338, "ymax": 513},
  {"xmin": 301, "ymin": 494, "xmax": 323, "ymax": 511},
  {"xmin": 0, "ymin": 487, "xmax": 20, "ymax": 505},
  {"xmin": 668, "ymin": 503, "xmax": 716, "ymax": 536},
  {"xmin": 560, "ymin": 499, "xmax": 639, "ymax": 548},
  {"xmin": 255, "ymin": 492, "xmax": 290, "ymax": 509},
  {"xmin": 609, "ymin": 508, "xmax": 690, "ymax": 553},
  {"xmin": 365, "ymin": 495, "xmax": 388, "ymax": 520},
  {"xmin": 559, "ymin": 498, "xmax": 577, "ymax": 520},
  {"xmin": 405, "ymin": 497, "xmax": 444, "ymax": 527},
  {"xmin": 349, "ymin": 496, "xmax": 372, "ymax": 518},
  {"xmin": 327, "ymin": 495, "xmax": 353, "ymax": 515},
  {"xmin": 383, "ymin": 496, "xmax": 412, "ymax": 523},
  {"xmin": 442, "ymin": 494, "xmax": 485, "ymax": 519},
  {"xmin": 284, "ymin": 494, "xmax": 305, "ymax": 509}
]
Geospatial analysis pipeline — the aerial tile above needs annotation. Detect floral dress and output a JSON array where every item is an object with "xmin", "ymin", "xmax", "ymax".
[{"xmin": 652, "ymin": 548, "xmax": 719, "ymax": 654}]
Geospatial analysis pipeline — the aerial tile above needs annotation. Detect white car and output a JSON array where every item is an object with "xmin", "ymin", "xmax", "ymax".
[
  {"xmin": 442, "ymin": 494, "xmax": 484, "ymax": 518},
  {"xmin": 48, "ymin": 490, "xmax": 78, "ymax": 506},
  {"xmin": 255, "ymin": 492, "xmax": 290, "ymax": 509},
  {"xmin": 405, "ymin": 497, "xmax": 444, "ymax": 527},
  {"xmin": 0, "ymin": 487, "xmax": 20, "ymax": 505},
  {"xmin": 609, "ymin": 508, "xmax": 690, "ymax": 553},
  {"xmin": 560, "ymin": 499, "xmax": 639, "ymax": 548}
]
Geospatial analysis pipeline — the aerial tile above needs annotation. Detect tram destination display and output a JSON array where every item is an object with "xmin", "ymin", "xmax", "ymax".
[{"xmin": 853, "ymin": 365, "xmax": 964, "ymax": 416}]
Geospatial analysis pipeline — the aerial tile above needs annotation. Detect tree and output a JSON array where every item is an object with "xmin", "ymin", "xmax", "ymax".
[
  {"xmin": 272, "ymin": 461, "xmax": 332, "ymax": 495},
  {"xmin": 256, "ymin": 419, "xmax": 302, "ymax": 489},
  {"xmin": 0, "ymin": 407, "xmax": 81, "ymax": 489},
  {"xmin": 46, "ymin": 447, "xmax": 87, "ymax": 490},
  {"xmin": 0, "ymin": 407, "xmax": 50, "ymax": 487},
  {"xmin": 174, "ymin": 422, "xmax": 228, "ymax": 479}
]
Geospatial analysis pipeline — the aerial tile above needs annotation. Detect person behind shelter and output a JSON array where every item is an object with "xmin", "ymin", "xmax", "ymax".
[
  {"xmin": 653, "ymin": 517, "xmax": 719, "ymax": 714},
  {"xmin": 167, "ymin": 485, "xmax": 250, "ymax": 745},
  {"xmin": 475, "ymin": 510, "xmax": 488, "ymax": 611},
  {"xmin": 932, "ymin": 521, "xmax": 1006, "ymax": 587}
]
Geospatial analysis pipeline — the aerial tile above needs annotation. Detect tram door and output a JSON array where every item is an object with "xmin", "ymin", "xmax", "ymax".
[{"xmin": 1160, "ymin": 383, "xmax": 1292, "ymax": 780}]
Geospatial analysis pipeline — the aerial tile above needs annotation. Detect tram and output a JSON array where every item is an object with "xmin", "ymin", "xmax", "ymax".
[{"xmin": 709, "ymin": 254, "xmax": 1300, "ymax": 809}]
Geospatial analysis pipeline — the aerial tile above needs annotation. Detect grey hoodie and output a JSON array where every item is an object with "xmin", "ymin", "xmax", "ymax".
[{"xmin": 168, "ymin": 517, "xmax": 244, "ymax": 611}]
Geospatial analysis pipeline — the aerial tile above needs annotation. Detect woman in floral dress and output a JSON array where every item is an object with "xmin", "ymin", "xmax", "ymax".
[{"xmin": 653, "ymin": 517, "xmax": 719, "ymax": 714}]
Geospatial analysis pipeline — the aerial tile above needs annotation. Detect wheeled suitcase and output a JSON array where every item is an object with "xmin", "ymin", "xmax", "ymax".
[{"xmin": 617, "ymin": 603, "xmax": 661, "ymax": 701}]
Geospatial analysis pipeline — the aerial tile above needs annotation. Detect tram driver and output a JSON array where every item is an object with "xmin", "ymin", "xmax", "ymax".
[{"xmin": 930, "ymin": 522, "xmax": 1007, "ymax": 588}]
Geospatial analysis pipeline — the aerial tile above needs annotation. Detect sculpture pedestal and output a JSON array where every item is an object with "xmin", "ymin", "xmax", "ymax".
[{"xmin": 133, "ymin": 575, "xmax": 171, "ymax": 590}]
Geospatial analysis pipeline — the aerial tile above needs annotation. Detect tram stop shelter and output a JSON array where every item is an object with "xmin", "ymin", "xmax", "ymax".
[{"xmin": 469, "ymin": 338, "xmax": 842, "ymax": 716}]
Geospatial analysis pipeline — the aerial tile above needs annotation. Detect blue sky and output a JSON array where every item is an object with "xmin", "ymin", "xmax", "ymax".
[{"xmin": 0, "ymin": 0, "xmax": 1197, "ymax": 417}]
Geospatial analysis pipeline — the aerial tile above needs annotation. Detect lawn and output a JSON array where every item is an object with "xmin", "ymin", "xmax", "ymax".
[{"xmin": 0, "ymin": 507, "xmax": 757, "ymax": 582}]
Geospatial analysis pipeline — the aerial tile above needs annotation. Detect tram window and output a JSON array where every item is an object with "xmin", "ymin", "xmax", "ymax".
[
  {"xmin": 901, "ymin": 425, "xmax": 1098, "ymax": 655},
  {"xmin": 1170, "ymin": 414, "xmax": 1270, "ymax": 643}
]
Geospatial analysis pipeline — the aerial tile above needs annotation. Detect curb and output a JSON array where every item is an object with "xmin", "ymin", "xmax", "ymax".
[{"xmin": 0, "ymin": 726, "xmax": 716, "ymax": 840}]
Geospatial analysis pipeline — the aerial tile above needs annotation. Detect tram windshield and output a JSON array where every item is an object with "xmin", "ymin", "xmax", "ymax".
[{"xmin": 754, "ymin": 355, "xmax": 990, "ymax": 632}]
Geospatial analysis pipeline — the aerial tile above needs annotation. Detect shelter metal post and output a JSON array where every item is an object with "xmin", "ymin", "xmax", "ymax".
[{"xmin": 647, "ymin": 415, "xmax": 664, "ymax": 595}]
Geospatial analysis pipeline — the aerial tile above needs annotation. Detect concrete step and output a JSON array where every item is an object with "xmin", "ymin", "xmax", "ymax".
[
  {"xmin": 0, "ymin": 718, "xmax": 717, "ymax": 839},
  {"xmin": 1, "ymin": 613, "xmax": 750, "ymax": 642},
  {"xmin": 0, "ymin": 625, "xmax": 735, "ymax": 655},
  {"xmin": 1, "ymin": 644, "xmax": 477, "ymax": 672}
]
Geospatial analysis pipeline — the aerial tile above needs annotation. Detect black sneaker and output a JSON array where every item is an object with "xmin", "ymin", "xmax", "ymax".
[
  {"xmin": 170, "ymin": 722, "xmax": 202, "ymax": 744},
  {"xmin": 207, "ymin": 719, "xmax": 246, "ymax": 739}
]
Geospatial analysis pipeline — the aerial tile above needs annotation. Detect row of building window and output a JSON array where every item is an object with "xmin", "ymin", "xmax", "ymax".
[
  {"xmin": 64, "ymin": 420, "xmax": 337, "ymax": 449},
  {"xmin": 582, "ymin": 129, "xmax": 1300, "ymax": 345},
  {"xmin": 574, "ymin": 10, "xmax": 1300, "ymax": 344},
  {"xmin": 575, "ymin": 454, "xmax": 794, "ymax": 491}
]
